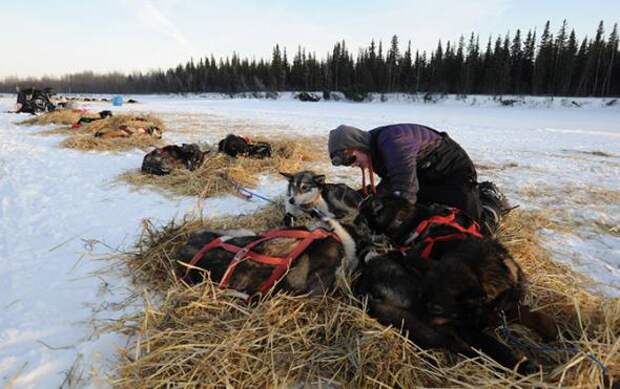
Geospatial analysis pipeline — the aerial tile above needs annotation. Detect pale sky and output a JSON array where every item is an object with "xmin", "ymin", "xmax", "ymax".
[{"xmin": 0, "ymin": 0, "xmax": 618, "ymax": 78}]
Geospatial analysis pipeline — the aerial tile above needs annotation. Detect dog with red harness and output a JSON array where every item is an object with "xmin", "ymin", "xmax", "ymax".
[
  {"xmin": 356, "ymin": 194, "xmax": 558, "ymax": 373},
  {"xmin": 175, "ymin": 218, "xmax": 360, "ymax": 301}
]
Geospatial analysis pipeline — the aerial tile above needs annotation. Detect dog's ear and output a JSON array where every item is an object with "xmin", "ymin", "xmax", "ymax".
[
  {"xmin": 280, "ymin": 172, "xmax": 293, "ymax": 180},
  {"xmin": 313, "ymin": 174, "xmax": 326, "ymax": 186}
]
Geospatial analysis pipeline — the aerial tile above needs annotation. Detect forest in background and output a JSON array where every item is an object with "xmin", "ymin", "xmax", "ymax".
[{"xmin": 1, "ymin": 20, "xmax": 618, "ymax": 97}]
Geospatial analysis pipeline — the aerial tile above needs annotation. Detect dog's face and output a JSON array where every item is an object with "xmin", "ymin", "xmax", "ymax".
[
  {"xmin": 281, "ymin": 171, "xmax": 325, "ymax": 206},
  {"xmin": 180, "ymin": 144, "xmax": 206, "ymax": 170},
  {"xmin": 357, "ymin": 195, "xmax": 416, "ymax": 240},
  {"xmin": 420, "ymin": 256, "xmax": 486, "ymax": 326},
  {"xmin": 145, "ymin": 126, "xmax": 163, "ymax": 139}
]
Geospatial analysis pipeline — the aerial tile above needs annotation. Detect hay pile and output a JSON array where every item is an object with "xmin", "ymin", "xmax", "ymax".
[
  {"xmin": 19, "ymin": 109, "xmax": 98, "ymax": 126},
  {"xmin": 59, "ymin": 114, "xmax": 166, "ymax": 152},
  {"xmin": 22, "ymin": 111, "xmax": 167, "ymax": 152},
  {"xmin": 119, "ymin": 137, "xmax": 326, "ymax": 198},
  {"xmin": 60, "ymin": 134, "xmax": 164, "ymax": 152},
  {"xmin": 77, "ymin": 114, "xmax": 164, "ymax": 135},
  {"xmin": 112, "ymin": 207, "xmax": 619, "ymax": 388}
]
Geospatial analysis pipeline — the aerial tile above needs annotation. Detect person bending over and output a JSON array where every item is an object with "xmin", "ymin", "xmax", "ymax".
[{"xmin": 328, "ymin": 123, "xmax": 483, "ymax": 220}]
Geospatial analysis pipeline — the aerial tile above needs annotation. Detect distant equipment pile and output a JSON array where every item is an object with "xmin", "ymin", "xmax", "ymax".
[{"xmin": 15, "ymin": 87, "xmax": 56, "ymax": 114}]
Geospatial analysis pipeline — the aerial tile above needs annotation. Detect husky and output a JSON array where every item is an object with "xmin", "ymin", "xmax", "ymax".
[
  {"xmin": 280, "ymin": 171, "xmax": 364, "ymax": 226},
  {"xmin": 176, "ymin": 218, "xmax": 362, "ymax": 300},
  {"xmin": 356, "ymin": 194, "xmax": 558, "ymax": 373},
  {"xmin": 218, "ymin": 134, "xmax": 272, "ymax": 159},
  {"xmin": 141, "ymin": 143, "xmax": 206, "ymax": 176}
]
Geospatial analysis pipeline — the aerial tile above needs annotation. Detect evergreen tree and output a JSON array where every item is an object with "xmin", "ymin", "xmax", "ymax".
[
  {"xmin": 601, "ymin": 23, "xmax": 618, "ymax": 95},
  {"xmin": 534, "ymin": 21, "xmax": 554, "ymax": 94}
]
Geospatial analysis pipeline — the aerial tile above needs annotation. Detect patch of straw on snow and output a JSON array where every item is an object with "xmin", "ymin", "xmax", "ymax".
[
  {"xmin": 19, "ymin": 109, "xmax": 98, "ymax": 126},
  {"xmin": 78, "ymin": 114, "xmax": 165, "ymax": 135},
  {"xmin": 109, "ymin": 207, "xmax": 619, "ymax": 388},
  {"xmin": 60, "ymin": 134, "xmax": 164, "ymax": 152},
  {"xmin": 34, "ymin": 113, "xmax": 168, "ymax": 152},
  {"xmin": 518, "ymin": 184, "xmax": 620, "ymax": 207},
  {"xmin": 118, "ymin": 137, "xmax": 327, "ymax": 198}
]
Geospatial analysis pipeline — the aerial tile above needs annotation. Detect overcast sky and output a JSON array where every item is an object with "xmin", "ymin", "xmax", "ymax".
[{"xmin": 1, "ymin": 0, "xmax": 617, "ymax": 78}]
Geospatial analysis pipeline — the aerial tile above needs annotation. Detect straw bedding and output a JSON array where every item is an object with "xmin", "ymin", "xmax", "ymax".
[
  {"xmin": 118, "ymin": 137, "xmax": 327, "ymax": 198},
  {"xmin": 19, "ymin": 109, "xmax": 98, "ymax": 126},
  {"xmin": 112, "ymin": 206, "xmax": 619, "ymax": 388},
  {"xmin": 60, "ymin": 134, "xmax": 165, "ymax": 152},
  {"xmin": 77, "ymin": 114, "xmax": 164, "ymax": 135},
  {"xmin": 29, "ymin": 113, "xmax": 167, "ymax": 152}
]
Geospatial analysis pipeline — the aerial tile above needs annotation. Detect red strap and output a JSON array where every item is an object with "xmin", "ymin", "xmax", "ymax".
[
  {"xmin": 420, "ymin": 233, "xmax": 471, "ymax": 258},
  {"xmin": 414, "ymin": 208, "xmax": 483, "ymax": 238},
  {"xmin": 182, "ymin": 228, "xmax": 339, "ymax": 300},
  {"xmin": 182, "ymin": 237, "xmax": 226, "ymax": 281},
  {"xmin": 409, "ymin": 208, "xmax": 483, "ymax": 259},
  {"xmin": 360, "ymin": 161, "xmax": 377, "ymax": 196}
]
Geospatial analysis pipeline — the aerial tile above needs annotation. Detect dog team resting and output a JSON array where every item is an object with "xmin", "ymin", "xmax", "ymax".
[{"xmin": 163, "ymin": 122, "xmax": 557, "ymax": 374}]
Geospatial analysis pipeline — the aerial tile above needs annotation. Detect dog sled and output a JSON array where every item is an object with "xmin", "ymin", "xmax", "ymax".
[{"xmin": 15, "ymin": 87, "xmax": 56, "ymax": 114}]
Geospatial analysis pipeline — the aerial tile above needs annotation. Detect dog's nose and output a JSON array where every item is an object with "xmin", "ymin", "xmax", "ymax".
[{"xmin": 288, "ymin": 198, "xmax": 295, "ymax": 205}]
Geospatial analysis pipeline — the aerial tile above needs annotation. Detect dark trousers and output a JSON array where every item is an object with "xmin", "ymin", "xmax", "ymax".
[{"xmin": 416, "ymin": 136, "xmax": 482, "ymax": 220}]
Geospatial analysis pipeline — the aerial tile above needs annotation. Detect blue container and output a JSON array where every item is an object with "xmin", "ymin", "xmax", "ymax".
[{"xmin": 112, "ymin": 95, "xmax": 123, "ymax": 106}]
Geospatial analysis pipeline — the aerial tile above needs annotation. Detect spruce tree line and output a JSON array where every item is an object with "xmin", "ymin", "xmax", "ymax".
[{"xmin": 2, "ymin": 20, "xmax": 618, "ymax": 97}]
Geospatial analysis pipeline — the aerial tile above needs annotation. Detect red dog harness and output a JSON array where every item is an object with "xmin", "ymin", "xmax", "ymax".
[
  {"xmin": 403, "ymin": 208, "xmax": 483, "ymax": 258},
  {"xmin": 182, "ymin": 228, "xmax": 340, "ymax": 300}
]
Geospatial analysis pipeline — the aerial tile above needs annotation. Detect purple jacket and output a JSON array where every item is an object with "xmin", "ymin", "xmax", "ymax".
[{"xmin": 369, "ymin": 123, "xmax": 443, "ymax": 203}]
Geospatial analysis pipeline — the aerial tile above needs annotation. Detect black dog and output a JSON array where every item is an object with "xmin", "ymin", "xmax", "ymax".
[
  {"xmin": 357, "ymin": 249, "xmax": 538, "ymax": 372},
  {"xmin": 141, "ymin": 143, "xmax": 206, "ymax": 176},
  {"xmin": 359, "ymin": 194, "xmax": 485, "ymax": 261},
  {"xmin": 176, "ymin": 219, "xmax": 359, "ymax": 300},
  {"xmin": 356, "ymin": 195, "xmax": 558, "ymax": 372},
  {"xmin": 218, "ymin": 134, "xmax": 272, "ymax": 158}
]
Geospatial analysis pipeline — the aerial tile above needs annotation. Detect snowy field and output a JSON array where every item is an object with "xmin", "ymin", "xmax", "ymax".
[{"xmin": 1, "ymin": 94, "xmax": 619, "ymax": 387}]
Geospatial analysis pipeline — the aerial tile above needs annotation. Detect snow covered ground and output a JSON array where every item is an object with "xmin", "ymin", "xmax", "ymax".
[{"xmin": 1, "ymin": 94, "xmax": 618, "ymax": 387}]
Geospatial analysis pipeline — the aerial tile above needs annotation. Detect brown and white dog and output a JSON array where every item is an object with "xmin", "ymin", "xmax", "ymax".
[
  {"xmin": 281, "ymin": 171, "xmax": 363, "ymax": 227},
  {"xmin": 175, "ymin": 218, "xmax": 361, "ymax": 301},
  {"xmin": 95, "ymin": 125, "xmax": 162, "ymax": 139},
  {"xmin": 141, "ymin": 143, "xmax": 206, "ymax": 176},
  {"xmin": 356, "ymin": 195, "xmax": 558, "ymax": 373}
]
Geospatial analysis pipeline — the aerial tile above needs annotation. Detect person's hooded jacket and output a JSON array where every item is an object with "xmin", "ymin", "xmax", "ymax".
[{"xmin": 328, "ymin": 123, "xmax": 443, "ymax": 203}]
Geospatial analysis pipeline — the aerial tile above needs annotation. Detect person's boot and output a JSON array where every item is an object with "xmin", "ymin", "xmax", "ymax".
[
  {"xmin": 478, "ymin": 181, "xmax": 517, "ymax": 235},
  {"xmin": 479, "ymin": 181, "xmax": 516, "ymax": 216}
]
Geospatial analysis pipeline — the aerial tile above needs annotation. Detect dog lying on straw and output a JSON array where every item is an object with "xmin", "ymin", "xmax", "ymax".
[
  {"xmin": 356, "ymin": 195, "xmax": 558, "ymax": 373},
  {"xmin": 95, "ymin": 125, "xmax": 162, "ymax": 139},
  {"xmin": 176, "ymin": 218, "xmax": 361, "ymax": 301},
  {"xmin": 280, "ymin": 171, "xmax": 363, "ymax": 227},
  {"xmin": 218, "ymin": 134, "xmax": 272, "ymax": 158},
  {"xmin": 141, "ymin": 143, "xmax": 206, "ymax": 176}
]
